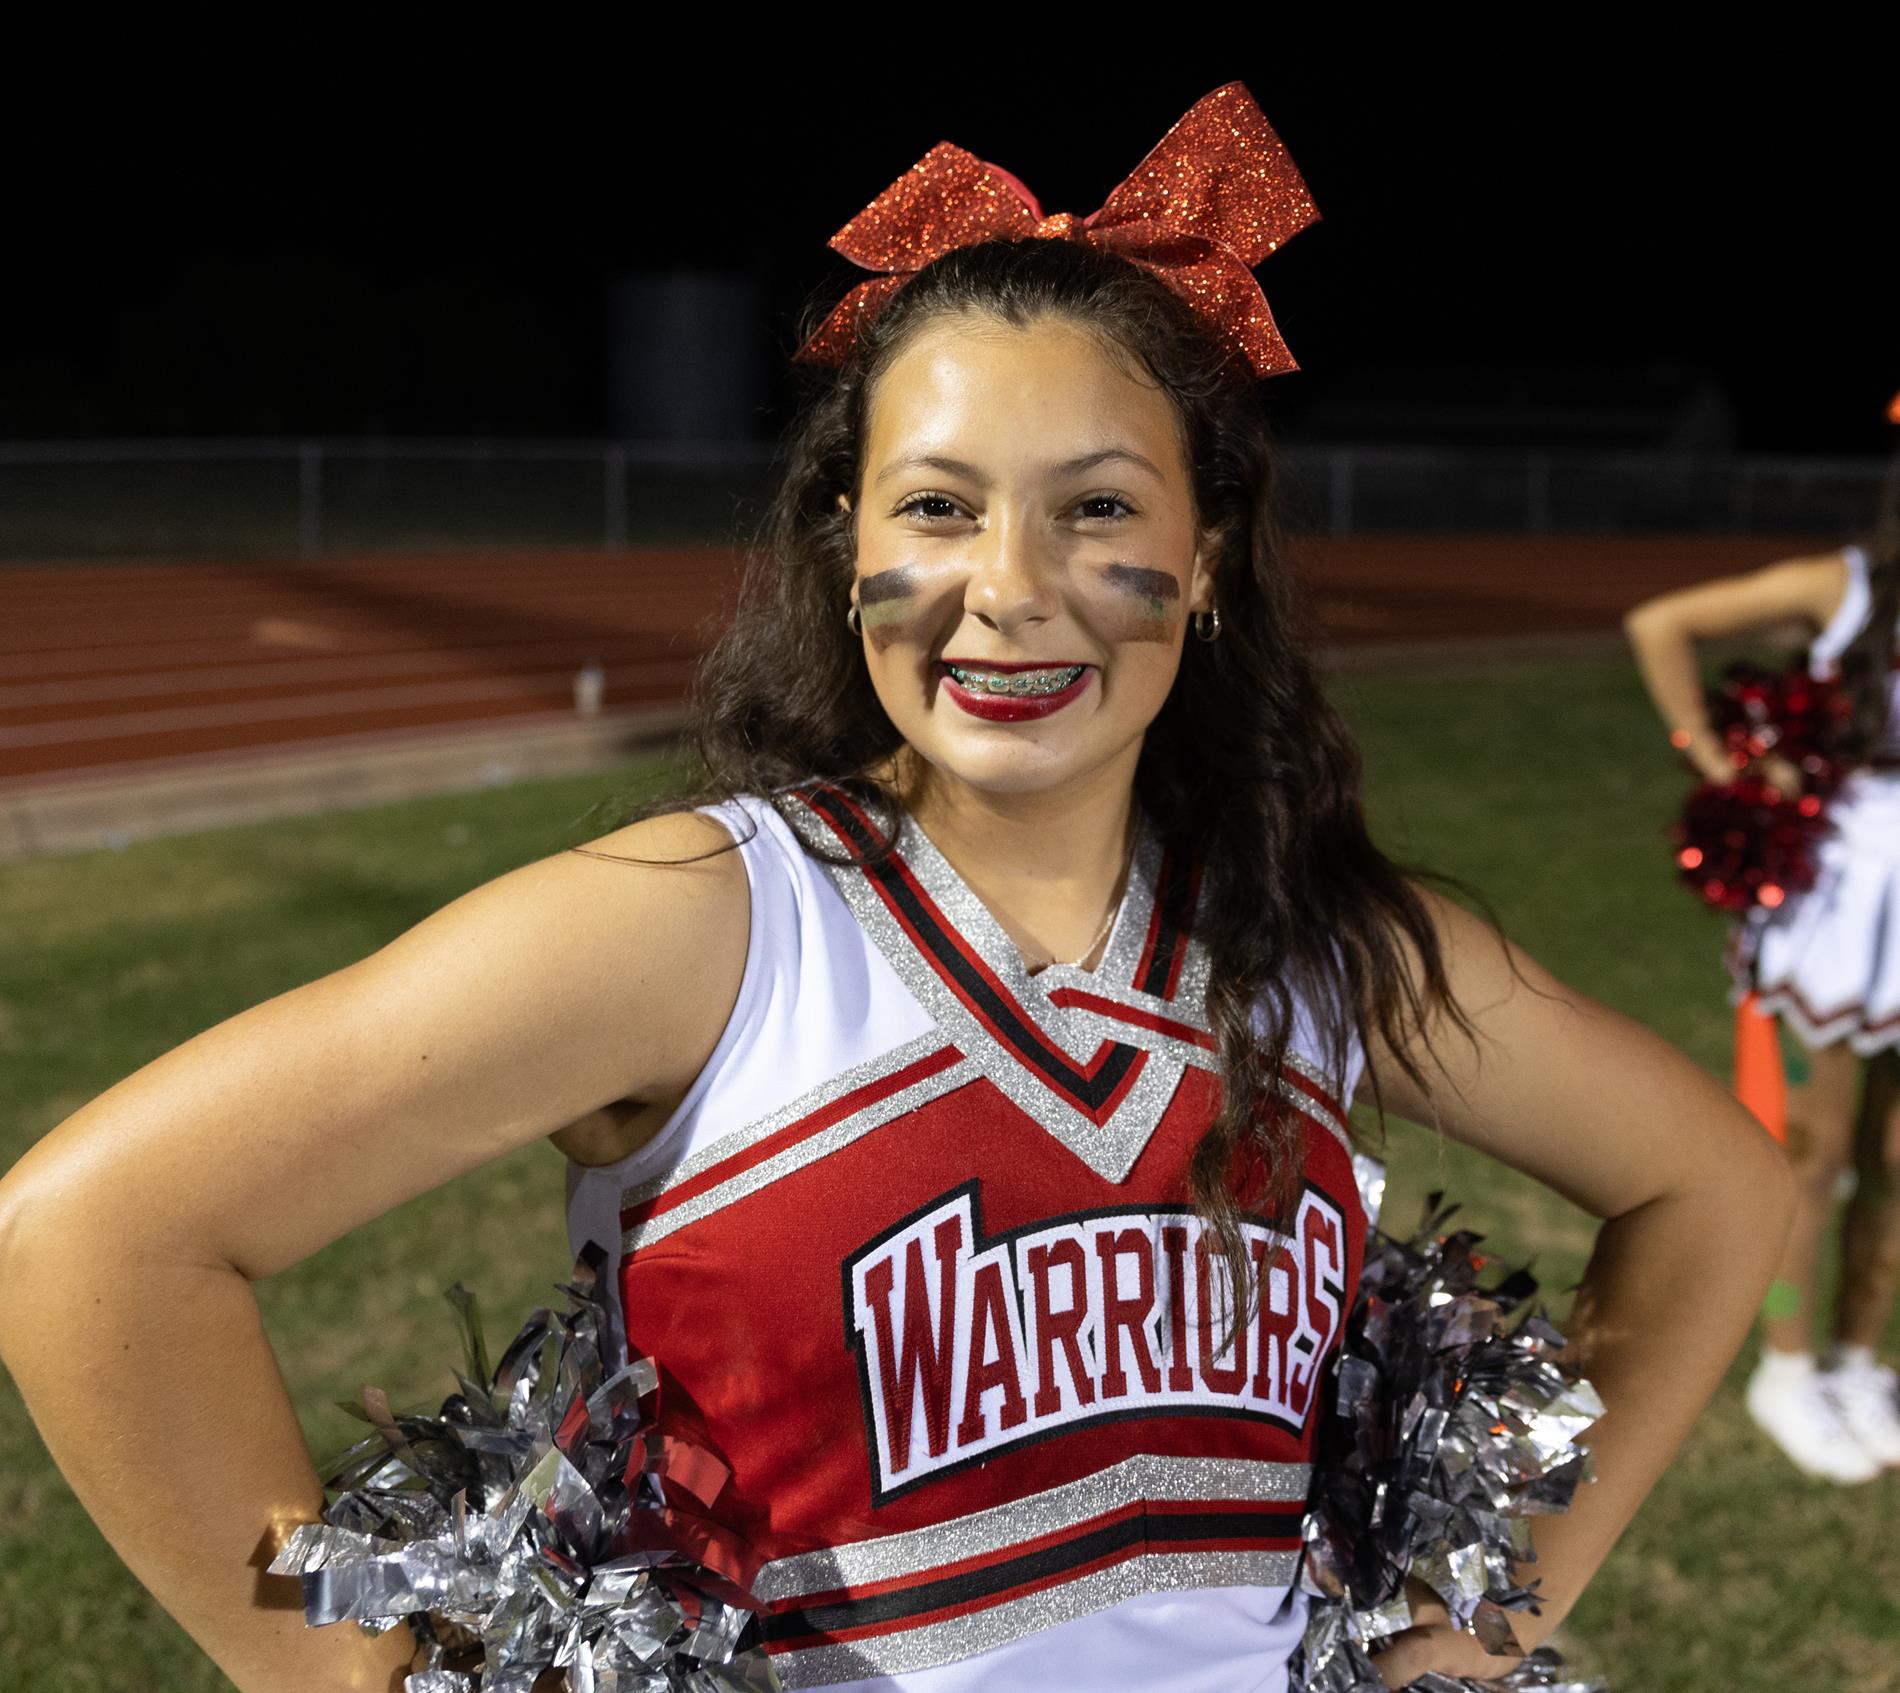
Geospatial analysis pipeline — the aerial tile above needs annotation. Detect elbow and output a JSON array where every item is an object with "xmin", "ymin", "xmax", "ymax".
[
  {"xmin": 0, "ymin": 1157, "xmax": 44, "ymax": 1285},
  {"xmin": 0, "ymin": 1146, "xmax": 121, "ymax": 1357},
  {"xmin": 0, "ymin": 1165, "xmax": 50, "ymax": 1361},
  {"xmin": 1722, "ymin": 1122, "xmax": 1799, "ymax": 1267},
  {"xmin": 1761, "ymin": 1135, "xmax": 1799, "ymax": 1244},
  {"xmin": 1620, "ymin": 602, "xmax": 1662, "ymax": 647}
]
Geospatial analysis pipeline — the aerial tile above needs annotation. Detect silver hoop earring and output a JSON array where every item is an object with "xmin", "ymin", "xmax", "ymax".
[
  {"xmin": 846, "ymin": 602, "xmax": 862, "ymax": 636},
  {"xmin": 1192, "ymin": 607, "xmax": 1222, "ymax": 642}
]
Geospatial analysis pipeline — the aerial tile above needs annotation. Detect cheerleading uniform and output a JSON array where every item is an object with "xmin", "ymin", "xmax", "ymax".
[
  {"xmin": 1738, "ymin": 545, "xmax": 1900, "ymax": 1055},
  {"xmin": 565, "ymin": 787, "xmax": 1367, "ymax": 1691}
]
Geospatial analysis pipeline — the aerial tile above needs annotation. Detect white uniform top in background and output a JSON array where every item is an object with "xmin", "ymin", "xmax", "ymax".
[
  {"xmin": 567, "ymin": 796, "xmax": 1367, "ymax": 1693},
  {"xmin": 1744, "ymin": 545, "xmax": 1900, "ymax": 1055}
]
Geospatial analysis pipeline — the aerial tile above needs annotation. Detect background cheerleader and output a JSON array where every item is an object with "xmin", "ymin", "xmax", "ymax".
[{"xmin": 1625, "ymin": 413, "xmax": 1900, "ymax": 1483}]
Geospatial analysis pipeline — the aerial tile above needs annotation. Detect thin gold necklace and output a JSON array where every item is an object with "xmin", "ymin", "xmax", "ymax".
[{"xmin": 1026, "ymin": 834, "xmax": 1135, "ymax": 974}]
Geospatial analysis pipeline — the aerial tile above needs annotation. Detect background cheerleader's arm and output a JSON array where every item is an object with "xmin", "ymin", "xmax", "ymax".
[
  {"xmin": 1355, "ymin": 888, "xmax": 1797, "ymax": 1689},
  {"xmin": 1622, "ymin": 553, "xmax": 1848, "ymax": 784},
  {"xmin": 0, "ymin": 812, "xmax": 749, "ymax": 1693}
]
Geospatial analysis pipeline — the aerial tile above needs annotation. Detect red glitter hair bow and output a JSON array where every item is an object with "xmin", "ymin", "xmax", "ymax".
[{"xmin": 795, "ymin": 82, "xmax": 1318, "ymax": 380}]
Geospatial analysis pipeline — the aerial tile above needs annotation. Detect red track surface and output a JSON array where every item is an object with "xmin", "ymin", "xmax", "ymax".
[{"xmin": 0, "ymin": 535, "xmax": 1831, "ymax": 789}]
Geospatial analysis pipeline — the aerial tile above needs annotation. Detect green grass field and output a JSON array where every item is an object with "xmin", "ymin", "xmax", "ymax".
[{"xmin": 3, "ymin": 654, "xmax": 1896, "ymax": 1690}]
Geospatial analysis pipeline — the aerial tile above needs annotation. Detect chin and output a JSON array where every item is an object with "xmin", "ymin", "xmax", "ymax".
[{"xmin": 910, "ymin": 726, "xmax": 1115, "ymax": 798}]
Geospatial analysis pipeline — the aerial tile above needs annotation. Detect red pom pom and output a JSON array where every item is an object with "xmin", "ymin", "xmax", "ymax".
[
  {"xmin": 1669, "ymin": 662, "xmax": 1852, "ymax": 917},
  {"xmin": 1705, "ymin": 662, "xmax": 1855, "ymax": 797},
  {"xmin": 1670, "ymin": 778, "xmax": 1831, "ymax": 915}
]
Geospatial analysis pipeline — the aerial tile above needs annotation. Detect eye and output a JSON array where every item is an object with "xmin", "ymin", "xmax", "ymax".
[
  {"xmin": 1073, "ymin": 493, "xmax": 1136, "ymax": 522},
  {"xmin": 892, "ymin": 491, "xmax": 968, "ymax": 524}
]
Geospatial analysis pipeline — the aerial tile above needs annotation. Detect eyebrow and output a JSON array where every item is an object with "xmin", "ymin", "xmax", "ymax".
[{"xmin": 871, "ymin": 447, "xmax": 1166, "ymax": 489}]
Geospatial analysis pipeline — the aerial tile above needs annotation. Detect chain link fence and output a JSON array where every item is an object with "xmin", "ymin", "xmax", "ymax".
[{"xmin": 0, "ymin": 440, "xmax": 1888, "ymax": 560}]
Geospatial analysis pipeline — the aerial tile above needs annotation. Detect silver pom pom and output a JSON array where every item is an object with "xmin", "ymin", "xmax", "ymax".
[
  {"xmin": 270, "ymin": 1246, "xmax": 780, "ymax": 1692},
  {"xmin": 1291, "ymin": 1183, "xmax": 1607, "ymax": 1693}
]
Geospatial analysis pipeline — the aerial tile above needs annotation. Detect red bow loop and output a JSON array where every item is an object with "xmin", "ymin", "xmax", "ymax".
[
  {"xmin": 1087, "ymin": 81, "xmax": 1318, "ymax": 269},
  {"xmin": 1887, "ymin": 388, "xmax": 1899, "ymax": 426},
  {"xmin": 827, "ymin": 142, "xmax": 1040, "ymax": 273},
  {"xmin": 795, "ymin": 82, "xmax": 1316, "ymax": 379},
  {"xmin": 797, "ymin": 275, "xmax": 906, "ymax": 370}
]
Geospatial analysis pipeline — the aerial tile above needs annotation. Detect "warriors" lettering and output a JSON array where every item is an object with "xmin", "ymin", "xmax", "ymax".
[{"xmin": 844, "ymin": 1184, "xmax": 1348, "ymax": 1499}]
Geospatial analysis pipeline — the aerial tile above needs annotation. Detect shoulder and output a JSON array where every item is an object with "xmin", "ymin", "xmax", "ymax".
[
  {"xmin": 1625, "ymin": 551, "xmax": 1848, "ymax": 638},
  {"xmin": 552, "ymin": 808, "xmax": 754, "ymax": 967},
  {"xmin": 1757, "ymin": 549, "xmax": 1854, "ymax": 620},
  {"xmin": 365, "ymin": 807, "xmax": 753, "ymax": 1082},
  {"xmin": 1360, "ymin": 886, "xmax": 1789, "ymax": 1226},
  {"xmin": 498, "ymin": 808, "xmax": 751, "ymax": 933},
  {"xmin": 1381, "ymin": 882, "xmax": 1524, "ymax": 1017}
]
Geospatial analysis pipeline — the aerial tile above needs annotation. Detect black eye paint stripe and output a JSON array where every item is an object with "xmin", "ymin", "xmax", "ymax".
[
  {"xmin": 1101, "ymin": 564, "xmax": 1181, "ymax": 602},
  {"xmin": 858, "ymin": 566, "xmax": 921, "ymax": 606}
]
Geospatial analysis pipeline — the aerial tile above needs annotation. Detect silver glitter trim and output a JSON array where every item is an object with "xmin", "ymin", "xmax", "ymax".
[
  {"xmin": 619, "ymin": 1032, "xmax": 955, "ymax": 1215},
  {"xmin": 770, "ymin": 1550, "xmax": 1302, "ymax": 1687},
  {"xmin": 784, "ymin": 794, "xmax": 1174, "ymax": 1056},
  {"xmin": 622, "ymin": 1053, "xmax": 979, "ymax": 1251},
  {"xmin": 784, "ymin": 797, "xmax": 1193, "ymax": 1183},
  {"xmin": 1279, "ymin": 1049, "xmax": 1355, "ymax": 1157},
  {"xmin": 754, "ymin": 1452, "xmax": 1310, "ymax": 1602},
  {"xmin": 1096, "ymin": 821, "xmax": 1167, "ymax": 989},
  {"xmin": 1280, "ymin": 1046, "xmax": 1350, "ymax": 1117},
  {"xmin": 1276, "ymin": 1077, "xmax": 1353, "ymax": 1163},
  {"xmin": 878, "ymin": 805, "xmax": 1167, "ymax": 1052},
  {"xmin": 1172, "ymin": 931, "xmax": 1214, "ymax": 1021},
  {"xmin": 1045, "ymin": 1002, "xmax": 1221, "ymax": 1075}
]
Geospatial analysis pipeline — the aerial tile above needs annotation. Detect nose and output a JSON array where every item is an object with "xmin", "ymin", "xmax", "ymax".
[{"xmin": 964, "ymin": 510, "xmax": 1059, "ymax": 638}]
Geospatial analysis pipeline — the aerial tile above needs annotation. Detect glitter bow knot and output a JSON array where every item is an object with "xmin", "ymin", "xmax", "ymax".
[{"xmin": 796, "ymin": 81, "xmax": 1319, "ymax": 379}]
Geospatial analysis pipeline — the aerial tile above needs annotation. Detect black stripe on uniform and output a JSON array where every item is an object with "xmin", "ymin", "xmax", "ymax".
[
  {"xmin": 1137, "ymin": 846, "xmax": 1195, "ymax": 1001},
  {"xmin": 762, "ymin": 1505, "xmax": 1305, "ymax": 1643},
  {"xmin": 809, "ymin": 789, "xmax": 1142, "ymax": 1113}
]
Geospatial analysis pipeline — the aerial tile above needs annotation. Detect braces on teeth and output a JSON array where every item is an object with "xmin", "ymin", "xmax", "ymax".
[{"xmin": 946, "ymin": 665, "xmax": 1086, "ymax": 698}]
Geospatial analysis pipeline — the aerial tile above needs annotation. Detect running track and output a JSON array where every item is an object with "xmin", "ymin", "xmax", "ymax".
[{"xmin": 0, "ymin": 536, "xmax": 1831, "ymax": 789}]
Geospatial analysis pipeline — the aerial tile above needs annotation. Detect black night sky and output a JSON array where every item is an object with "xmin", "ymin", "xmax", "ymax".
[{"xmin": 6, "ymin": 47, "xmax": 1893, "ymax": 452}]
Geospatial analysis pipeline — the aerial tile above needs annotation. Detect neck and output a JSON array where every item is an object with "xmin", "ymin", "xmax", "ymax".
[{"xmin": 895, "ymin": 746, "xmax": 1141, "ymax": 970}]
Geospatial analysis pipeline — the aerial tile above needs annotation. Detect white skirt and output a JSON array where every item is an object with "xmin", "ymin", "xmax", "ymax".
[{"xmin": 1733, "ymin": 770, "xmax": 1900, "ymax": 1056}]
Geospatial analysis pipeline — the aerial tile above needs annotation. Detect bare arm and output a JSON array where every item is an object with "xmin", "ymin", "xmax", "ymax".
[
  {"xmin": 1358, "ymin": 892, "xmax": 1795, "ymax": 1684},
  {"xmin": 0, "ymin": 812, "xmax": 748, "ymax": 1692},
  {"xmin": 1621, "ymin": 554, "xmax": 1847, "ymax": 782}
]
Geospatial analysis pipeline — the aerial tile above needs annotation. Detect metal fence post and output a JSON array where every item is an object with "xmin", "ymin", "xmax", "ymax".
[
  {"xmin": 1729, "ymin": 461, "xmax": 1752, "ymax": 533},
  {"xmin": 1525, "ymin": 453, "xmax": 1551, "ymax": 533},
  {"xmin": 605, "ymin": 444, "xmax": 628, "ymax": 548},
  {"xmin": 1330, "ymin": 450, "xmax": 1354, "ymax": 536},
  {"xmin": 298, "ymin": 442, "xmax": 323, "ymax": 559}
]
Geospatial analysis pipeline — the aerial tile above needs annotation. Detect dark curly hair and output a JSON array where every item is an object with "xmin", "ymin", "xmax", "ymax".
[{"xmin": 669, "ymin": 237, "xmax": 1475, "ymax": 1282}]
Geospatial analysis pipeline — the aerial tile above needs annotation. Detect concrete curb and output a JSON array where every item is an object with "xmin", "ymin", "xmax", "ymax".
[
  {"xmin": 0, "ymin": 707, "xmax": 687, "ymax": 861},
  {"xmin": 0, "ymin": 630, "xmax": 1659, "ymax": 862}
]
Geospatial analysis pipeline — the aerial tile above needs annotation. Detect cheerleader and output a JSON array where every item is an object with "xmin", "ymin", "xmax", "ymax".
[
  {"xmin": 1624, "ymin": 435, "xmax": 1900, "ymax": 1483},
  {"xmin": 0, "ymin": 86, "xmax": 1793, "ymax": 1691}
]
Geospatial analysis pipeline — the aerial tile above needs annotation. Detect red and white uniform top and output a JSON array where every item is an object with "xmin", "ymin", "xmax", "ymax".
[{"xmin": 565, "ymin": 787, "xmax": 1368, "ymax": 1691}]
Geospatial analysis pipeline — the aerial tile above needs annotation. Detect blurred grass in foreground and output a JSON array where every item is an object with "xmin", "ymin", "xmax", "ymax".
[{"xmin": 1, "ymin": 655, "xmax": 1894, "ymax": 1690}]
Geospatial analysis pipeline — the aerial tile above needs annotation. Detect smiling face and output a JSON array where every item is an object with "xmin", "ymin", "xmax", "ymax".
[{"xmin": 849, "ymin": 312, "xmax": 1215, "ymax": 800}]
